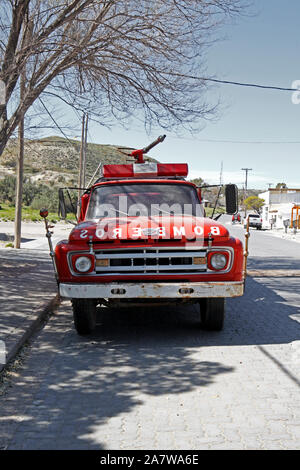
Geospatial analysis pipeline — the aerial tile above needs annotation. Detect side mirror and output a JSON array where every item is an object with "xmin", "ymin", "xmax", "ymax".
[
  {"xmin": 58, "ymin": 188, "xmax": 67, "ymax": 219},
  {"xmin": 225, "ymin": 184, "xmax": 238, "ymax": 215}
]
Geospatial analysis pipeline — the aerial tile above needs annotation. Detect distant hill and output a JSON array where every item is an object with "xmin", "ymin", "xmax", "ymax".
[
  {"xmin": 0, "ymin": 136, "xmax": 157, "ymax": 187},
  {"xmin": 0, "ymin": 137, "xmax": 264, "ymax": 197}
]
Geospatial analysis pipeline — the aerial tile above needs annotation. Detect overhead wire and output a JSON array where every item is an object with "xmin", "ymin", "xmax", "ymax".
[
  {"xmin": 174, "ymin": 73, "xmax": 299, "ymax": 92},
  {"xmin": 38, "ymin": 97, "xmax": 80, "ymax": 152}
]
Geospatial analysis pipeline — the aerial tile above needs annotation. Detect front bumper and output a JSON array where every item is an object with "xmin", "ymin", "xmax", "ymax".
[
  {"xmin": 59, "ymin": 281, "xmax": 244, "ymax": 299},
  {"xmin": 245, "ymin": 223, "xmax": 261, "ymax": 228}
]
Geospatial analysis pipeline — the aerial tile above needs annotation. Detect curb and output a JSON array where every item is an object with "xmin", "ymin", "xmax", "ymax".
[{"xmin": 0, "ymin": 293, "xmax": 61, "ymax": 374}]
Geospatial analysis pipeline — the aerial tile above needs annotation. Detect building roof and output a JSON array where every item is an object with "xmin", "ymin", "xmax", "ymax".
[{"xmin": 269, "ymin": 188, "xmax": 300, "ymax": 192}]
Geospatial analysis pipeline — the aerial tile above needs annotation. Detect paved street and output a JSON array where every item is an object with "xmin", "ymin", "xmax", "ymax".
[{"xmin": 0, "ymin": 218, "xmax": 299, "ymax": 450}]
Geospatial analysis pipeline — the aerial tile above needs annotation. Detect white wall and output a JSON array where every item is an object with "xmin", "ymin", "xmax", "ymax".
[{"xmin": 259, "ymin": 190, "xmax": 300, "ymax": 229}]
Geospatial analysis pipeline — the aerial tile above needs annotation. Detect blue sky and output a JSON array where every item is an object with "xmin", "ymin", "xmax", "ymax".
[{"xmin": 69, "ymin": 0, "xmax": 300, "ymax": 190}]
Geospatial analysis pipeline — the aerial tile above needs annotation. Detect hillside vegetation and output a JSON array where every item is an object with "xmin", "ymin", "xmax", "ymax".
[
  {"xmin": 0, "ymin": 136, "xmax": 158, "ymax": 220},
  {"xmin": 0, "ymin": 135, "xmax": 155, "ymax": 186}
]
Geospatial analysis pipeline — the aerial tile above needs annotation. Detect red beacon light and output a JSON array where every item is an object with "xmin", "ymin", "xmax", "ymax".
[
  {"xmin": 103, "ymin": 135, "xmax": 188, "ymax": 179},
  {"xmin": 103, "ymin": 162, "xmax": 188, "ymax": 179}
]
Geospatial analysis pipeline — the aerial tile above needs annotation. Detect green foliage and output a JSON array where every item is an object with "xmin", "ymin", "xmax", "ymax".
[
  {"xmin": 2, "ymin": 158, "xmax": 16, "ymax": 168},
  {"xmin": 0, "ymin": 175, "xmax": 59, "ymax": 212},
  {"xmin": 189, "ymin": 177, "xmax": 206, "ymax": 187},
  {"xmin": 23, "ymin": 180, "xmax": 40, "ymax": 206},
  {"xmin": 30, "ymin": 187, "xmax": 59, "ymax": 212},
  {"xmin": 0, "ymin": 175, "xmax": 16, "ymax": 204},
  {"xmin": 244, "ymin": 196, "xmax": 265, "ymax": 212},
  {"xmin": 205, "ymin": 206, "xmax": 225, "ymax": 217},
  {"xmin": 0, "ymin": 203, "xmax": 61, "ymax": 222}
]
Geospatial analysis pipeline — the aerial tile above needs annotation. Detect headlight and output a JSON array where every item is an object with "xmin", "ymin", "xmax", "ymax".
[
  {"xmin": 210, "ymin": 253, "xmax": 227, "ymax": 270},
  {"xmin": 75, "ymin": 256, "xmax": 92, "ymax": 273}
]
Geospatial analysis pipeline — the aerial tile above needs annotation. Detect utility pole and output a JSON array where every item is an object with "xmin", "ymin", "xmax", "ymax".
[
  {"xmin": 14, "ymin": 15, "xmax": 33, "ymax": 248},
  {"xmin": 14, "ymin": 17, "xmax": 28, "ymax": 248},
  {"xmin": 14, "ymin": 79, "xmax": 25, "ymax": 248},
  {"xmin": 219, "ymin": 161, "xmax": 223, "ymax": 186},
  {"xmin": 82, "ymin": 113, "xmax": 88, "ymax": 188},
  {"xmin": 77, "ymin": 113, "xmax": 88, "ymax": 218},
  {"xmin": 241, "ymin": 168, "xmax": 252, "ymax": 217}
]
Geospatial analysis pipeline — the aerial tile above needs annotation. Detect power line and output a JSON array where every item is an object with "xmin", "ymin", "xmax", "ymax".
[
  {"xmin": 182, "ymin": 74, "xmax": 299, "ymax": 92},
  {"xmin": 38, "ymin": 98, "xmax": 80, "ymax": 152},
  {"xmin": 168, "ymin": 135, "xmax": 300, "ymax": 145},
  {"xmin": 190, "ymin": 139, "xmax": 300, "ymax": 145}
]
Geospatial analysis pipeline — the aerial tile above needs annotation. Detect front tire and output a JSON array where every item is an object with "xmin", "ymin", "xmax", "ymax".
[
  {"xmin": 199, "ymin": 298, "xmax": 225, "ymax": 331},
  {"xmin": 72, "ymin": 299, "xmax": 97, "ymax": 335}
]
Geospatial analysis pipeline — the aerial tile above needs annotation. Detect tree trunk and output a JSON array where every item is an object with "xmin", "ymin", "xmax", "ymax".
[
  {"xmin": 0, "ymin": 119, "xmax": 9, "ymax": 157},
  {"xmin": 14, "ymin": 70, "xmax": 25, "ymax": 248}
]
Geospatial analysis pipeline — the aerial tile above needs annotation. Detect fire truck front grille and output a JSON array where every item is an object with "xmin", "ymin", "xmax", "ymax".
[{"xmin": 94, "ymin": 248, "xmax": 207, "ymax": 275}]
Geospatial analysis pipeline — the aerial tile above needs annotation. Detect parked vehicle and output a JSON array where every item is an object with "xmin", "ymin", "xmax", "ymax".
[
  {"xmin": 41, "ymin": 136, "xmax": 245, "ymax": 335},
  {"xmin": 232, "ymin": 213, "xmax": 241, "ymax": 224},
  {"xmin": 244, "ymin": 214, "xmax": 262, "ymax": 230}
]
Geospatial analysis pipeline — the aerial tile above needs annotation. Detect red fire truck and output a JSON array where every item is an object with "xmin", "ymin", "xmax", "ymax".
[{"xmin": 41, "ymin": 136, "xmax": 245, "ymax": 335}]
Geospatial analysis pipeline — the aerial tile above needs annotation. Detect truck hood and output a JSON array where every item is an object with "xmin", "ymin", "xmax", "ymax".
[{"xmin": 69, "ymin": 216, "xmax": 229, "ymax": 243}]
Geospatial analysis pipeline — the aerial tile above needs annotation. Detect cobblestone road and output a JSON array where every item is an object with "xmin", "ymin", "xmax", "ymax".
[{"xmin": 0, "ymin": 225, "xmax": 299, "ymax": 450}]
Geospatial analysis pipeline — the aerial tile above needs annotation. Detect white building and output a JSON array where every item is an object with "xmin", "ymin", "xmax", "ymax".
[{"xmin": 259, "ymin": 188, "xmax": 300, "ymax": 229}]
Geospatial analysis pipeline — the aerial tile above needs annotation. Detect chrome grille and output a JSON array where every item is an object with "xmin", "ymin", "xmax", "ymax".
[{"xmin": 95, "ymin": 248, "xmax": 207, "ymax": 274}]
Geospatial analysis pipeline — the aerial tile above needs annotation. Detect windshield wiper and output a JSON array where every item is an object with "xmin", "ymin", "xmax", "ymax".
[
  {"xmin": 152, "ymin": 206, "xmax": 173, "ymax": 216},
  {"xmin": 96, "ymin": 207, "xmax": 129, "ymax": 218}
]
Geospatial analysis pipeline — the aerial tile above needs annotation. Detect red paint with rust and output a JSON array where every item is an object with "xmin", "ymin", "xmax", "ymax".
[
  {"xmin": 55, "ymin": 177, "xmax": 244, "ymax": 286},
  {"xmin": 55, "ymin": 236, "xmax": 243, "ymax": 284}
]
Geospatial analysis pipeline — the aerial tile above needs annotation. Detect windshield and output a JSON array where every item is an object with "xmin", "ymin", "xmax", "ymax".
[{"xmin": 86, "ymin": 183, "xmax": 203, "ymax": 219}]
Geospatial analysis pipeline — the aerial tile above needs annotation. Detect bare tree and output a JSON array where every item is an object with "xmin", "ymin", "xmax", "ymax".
[{"xmin": 0, "ymin": 0, "xmax": 247, "ymax": 156}]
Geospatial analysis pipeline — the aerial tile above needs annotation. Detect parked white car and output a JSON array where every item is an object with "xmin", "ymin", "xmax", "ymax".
[{"xmin": 244, "ymin": 214, "xmax": 263, "ymax": 230}]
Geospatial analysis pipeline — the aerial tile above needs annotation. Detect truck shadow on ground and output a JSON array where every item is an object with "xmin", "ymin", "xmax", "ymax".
[
  {"xmin": 89, "ymin": 274, "xmax": 300, "ymax": 348},
  {"xmin": 2, "ymin": 321, "xmax": 235, "ymax": 449},
  {"xmin": 2, "ymin": 275, "xmax": 300, "ymax": 450}
]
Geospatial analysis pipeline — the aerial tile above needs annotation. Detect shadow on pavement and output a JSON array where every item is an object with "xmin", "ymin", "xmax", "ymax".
[
  {"xmin": 0, "ymin": 233, "xmax": 34, "ymax": 243},
  {"xmin": 85, "ymin": 275, "xmax": 300, "ymax": 348},
  {"xmin": 1, "ymin": 274, "xmax": 300, "ymax": 449},
  {"xmin": 2, "ymin": 314, "xmax": 234, "ymax": 449},
  {"xmin": 248, "ymin": 256, "xmax": 300, "ymax": 271},
  {"xmin": 0, "ymin": 254, "xmax": 57, "ymax": 354}
]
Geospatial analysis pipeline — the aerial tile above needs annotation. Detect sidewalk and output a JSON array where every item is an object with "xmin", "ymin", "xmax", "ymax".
[
  {"xmin": 0, "ymin": 247, "xmax": 60, "ymax": 372},
  {"xmin": 263, "ymin": 227, "xmax": 300, "ymax": 244},
  {"xmin": 226, "ymin": 219, "xmax": 300, "ymax": 244},
  {"xmin": 0, "ymin": 220, "xmax": 71, "ymax": 250}
]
